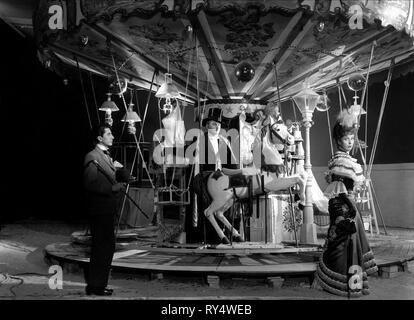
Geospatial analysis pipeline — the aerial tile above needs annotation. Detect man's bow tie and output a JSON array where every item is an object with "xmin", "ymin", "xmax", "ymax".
[{"xmin": 103, "ymin": 149, "xmax": 111, "ymax": 156}]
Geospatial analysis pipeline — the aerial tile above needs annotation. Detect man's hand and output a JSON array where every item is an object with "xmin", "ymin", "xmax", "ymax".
[
  {"xmin": 113, "ymin": 160, "xmax": 124, "ymax": 168},
  {"xmin": 112, "ymin": 183, "xmax": 126, "ymax": 193}
]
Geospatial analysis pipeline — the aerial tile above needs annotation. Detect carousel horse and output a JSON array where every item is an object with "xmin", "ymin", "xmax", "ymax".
[{"xmin": 204, "ymin": 110, "xmax": 308, "ymax": 244}]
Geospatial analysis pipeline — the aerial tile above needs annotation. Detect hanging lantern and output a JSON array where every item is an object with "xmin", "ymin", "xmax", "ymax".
[
  {"xmin": 235, "ymin": 62, "xmax": 255, "ymax": 82},
  {"xmin": 155, "ymin": 73, "xmax": 181, "ymax": 114},
  {"xmin": 347, "ymin": 73, "xmax": 366, "ymax": 92},
  {"xmin": 315, "ymin": 92, "xmax": 330, "ymax": 111},
  {"xmin": 121, "ymin": 101, "xmax": 141, "ymax": 134},
  {"xmin": 121, "ymin": 91, "xmax": 141, "ymax": 134},
  {"xmin": 349, "ymin": 103, "xmax": 366, "ymax": 118},
  {"xmin": 108, "ymin": 76, "xmax": 128, "ymax": 97},
  {"xmin": 292, "ymin": 82, "xmax": 320, "ymax": 121},
  {"xmin": 347, "ymin": 73, "xmax": 367, "ymax": 119},
  {"xmin": 99, "ymin": 93, "xmax": 119, "ymax": 126}
]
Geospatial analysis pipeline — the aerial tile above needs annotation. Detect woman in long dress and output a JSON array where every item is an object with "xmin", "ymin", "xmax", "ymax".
[{"xmin": 315, "ymin": 110, "xmax": 378, "ymax": 297}]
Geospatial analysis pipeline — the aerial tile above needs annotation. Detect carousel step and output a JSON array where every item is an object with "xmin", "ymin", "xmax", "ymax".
[
  {"xmin": 206, "ymin": 275, "xmax": 220, "ymax": 288},
  {"xmin": 378, "ymin": 265, "xmax": 399, "ymax": 278},
  {"xmin": 403, "ymin": 260, "xmax": 414, "ymax": 272},
  {"xmin": 267, "ymin": 276, "xmax": 284, "ymax": 288},
  {"xmin": 150, "ymin": 272, "xmax": 164, "ymax": 280}
]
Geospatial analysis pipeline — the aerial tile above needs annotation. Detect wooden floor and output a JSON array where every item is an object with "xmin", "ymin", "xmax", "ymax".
[
  {"xmin": 45, "ymin": 228, "xmax": 414, "ymax": 279},
  {"xmin": 368, "ymin": 232, "xmax": 414, "ymax": 266}
]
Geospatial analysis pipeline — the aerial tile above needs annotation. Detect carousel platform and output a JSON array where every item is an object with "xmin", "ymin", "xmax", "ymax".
[{"xmin": 44, "ymin": 227, "xmax": 414, "ymax": 286}]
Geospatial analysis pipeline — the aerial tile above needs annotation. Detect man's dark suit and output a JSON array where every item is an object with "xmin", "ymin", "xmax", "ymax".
[
  {"xmin": 83, "ymin": 146, "xmax": 120, "ymax": 289},
  {"xmin": 200, "ymin": 131, "xmax": 238, "ymax": 172},
  {"xmin": 193, "ymin": 132, "xmax": 238, "ymax": 244}
]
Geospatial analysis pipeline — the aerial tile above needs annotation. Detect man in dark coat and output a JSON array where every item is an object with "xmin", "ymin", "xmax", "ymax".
[
  {"xmin": 83, "ymin": 124, "xmax": 125, "ymax": 296},
  {"xmin": 193, "ymin": 107, "xmax": 240, "ymax": 244}
]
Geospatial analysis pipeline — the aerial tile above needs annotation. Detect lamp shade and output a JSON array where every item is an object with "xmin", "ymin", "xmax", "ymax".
[
  {"xmin": 292, "ymin": 86, "xmax": 320, "ymax": 115},
  {"xmin": 99, "ymin": 93, "xmax": 119, "ymax": 112},
  {"xmin": 121, "ymin": 103, "xmax": 141, "ymax": 122},
  {"xmin": 155, "ymin": 73, "xmax": 181, "ymax": 99},
  {"xmin": 349, "ymin": 104, "xmax": 366, "ymax": 116}
]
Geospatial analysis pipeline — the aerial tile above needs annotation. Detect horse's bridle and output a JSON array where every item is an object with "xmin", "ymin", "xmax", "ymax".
[
  {"xmin": 268, "ymin": 122, "xmax": 289, "ymax": 145},
  {"xmin": 250, "ymin": 109, "xmax": 290, "ymax": 146}
]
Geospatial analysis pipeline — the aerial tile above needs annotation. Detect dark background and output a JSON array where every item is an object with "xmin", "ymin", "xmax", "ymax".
[{"xmin": 1, "ymin": 19, "xmax": 413, "ymax": 222}]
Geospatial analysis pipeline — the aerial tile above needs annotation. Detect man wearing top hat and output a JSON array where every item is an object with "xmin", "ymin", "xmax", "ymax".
[
  {"xmin": 193, "ymin": 107, "xmax": 241, "ymax": 244},
  {"xmin": 201, "ymin": 107, "xmax": 238, "ymax": 173}
]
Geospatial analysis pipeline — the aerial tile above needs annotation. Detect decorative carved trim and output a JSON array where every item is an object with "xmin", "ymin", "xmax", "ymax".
[{"xmin": 200, "ymin": 100, "xmax": 267, "ymax": 118}]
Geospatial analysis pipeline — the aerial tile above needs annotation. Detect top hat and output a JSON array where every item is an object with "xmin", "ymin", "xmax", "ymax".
[{"xmin": 202, "ymin": 107, "xmax": 223, "ymax": 127}]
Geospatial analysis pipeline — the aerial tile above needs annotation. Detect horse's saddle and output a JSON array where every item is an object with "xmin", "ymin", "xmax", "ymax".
[
  {"xmin": 229, "ymin": 173, "xmax": 249, "ymax": 189},
  {"xmin": 210, "ymin": 170, "xmax": 249, "ymax": 189}
]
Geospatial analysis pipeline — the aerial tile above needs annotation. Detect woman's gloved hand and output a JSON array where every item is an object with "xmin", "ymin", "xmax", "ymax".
[
  {"xmin": 338, "ymin": 193, "xmax": 356, "ymax": 219},
  {"xmin": 336, "ymin": 218, "xmax": 356, "ymax": 235},
  {"xmin": 329, "ymin": 193, "xmax": 356, "ymax": 219}
]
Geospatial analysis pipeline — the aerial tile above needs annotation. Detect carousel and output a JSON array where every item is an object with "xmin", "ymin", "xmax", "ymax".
[{"xmin": 25, "ymin": 0, "xmax": 414, "ymax": 284}]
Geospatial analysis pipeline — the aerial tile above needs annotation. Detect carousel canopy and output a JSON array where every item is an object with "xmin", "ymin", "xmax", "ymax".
[{"xmin": 2, "ymin": 0, "xmax": 414, "ymax": 105}]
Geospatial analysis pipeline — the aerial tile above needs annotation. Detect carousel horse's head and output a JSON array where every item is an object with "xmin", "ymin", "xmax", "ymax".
[
  {"xmin": 249, "ymin": 105, "xmax": 295, "ymax": 173},
  {"xmin": 269, "ymin": 120, "xmax": 295, "ymax": 146},
  {"xmin": 260, "ymin": 103, "xmax": 295, "ymax": 146}
]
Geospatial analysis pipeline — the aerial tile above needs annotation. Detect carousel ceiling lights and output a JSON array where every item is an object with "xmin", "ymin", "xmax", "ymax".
[
  {"xmin": 235, "ymin": 62, "xmax": 255, "ymax": 82},
  {"xmin": 347, "ymin": 73, "xmax": 367, "ymax": 118},
  {"xmin": 315, "ymin": 91, "xmax": 330, "ymax": 112},
  {"xmin": 292, "ymin": 82, "xmax": 320, "ymax": 122},
  {"xmin": 99, "ymin": 93, "xmax": 119, "ymax": 126},
  {"xmin": 121, "ymin": 93, "xmax": 141, "ymax": 135},
  {"xmin": 108, "ymin": 76, "xmax": 128, "ymax": 97},
  {"xmin": 155, "ymin": 73, "xmax": 181, "ymax": 114}
]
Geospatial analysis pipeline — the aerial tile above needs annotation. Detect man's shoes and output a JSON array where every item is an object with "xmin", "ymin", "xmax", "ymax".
[
  {"xmin": 85, "ymin": 286, "xmax": 113, "ymax": 296},
  {"xmin": 104, "ymin": 287, "xmax": 114, "ymax": 293}
]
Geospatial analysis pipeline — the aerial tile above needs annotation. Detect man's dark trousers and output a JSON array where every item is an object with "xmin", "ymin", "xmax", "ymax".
[{"xmin": 87, "ymin": 214, "xmax": 115, "ymax": 288}]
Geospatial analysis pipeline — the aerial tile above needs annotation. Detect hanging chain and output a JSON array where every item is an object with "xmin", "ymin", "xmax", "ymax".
[{"xmin": 326, "ymin": 107, "xmax": 334, "ymax": 157}]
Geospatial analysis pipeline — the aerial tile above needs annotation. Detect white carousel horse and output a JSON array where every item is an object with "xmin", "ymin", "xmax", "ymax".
[{"xmin": 204, "ymin": 110, "xmax": 308, "ymax": 244}]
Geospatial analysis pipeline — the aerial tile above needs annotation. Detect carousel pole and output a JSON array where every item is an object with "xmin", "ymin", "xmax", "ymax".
[
  {"xmin": 274, "ymin": 62, "xmax": 298, "ymax": 247},
  {"xmin": 301, "ymin": 117, "xmax": 318, "ymax": 244},
  {"xmin": 76, "ymin": 56, "xmax": 94, "ymax": 237},
  {"xmin": 193, "ymin": 35, "xmax": 207, "ymax": 245},
  {"xmin": 115, "ymin": 150, "xmax": 136, "ymax": 234},
  {"xmin": 365, "ymin": 59, "xmax": 395, "ymax": 236},
  {"xmin": 293, "ymin": 84, "xmax": 319, "ymax": 245}
]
